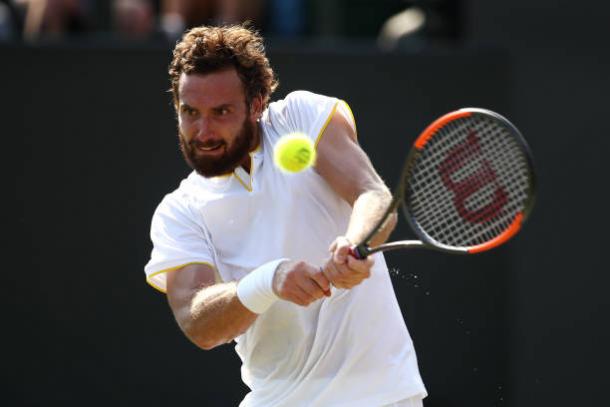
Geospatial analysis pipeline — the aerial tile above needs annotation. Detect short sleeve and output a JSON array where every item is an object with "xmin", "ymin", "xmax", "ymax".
[
  {"xmin": 266, "ymin": 91, "xmax": 356, "ymax": 147},
  {"xmin": 144, "ymin": 194, "xmax": 217, "ymax": 293}
]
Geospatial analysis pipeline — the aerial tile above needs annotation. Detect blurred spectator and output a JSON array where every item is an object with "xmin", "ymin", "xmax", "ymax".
[
  {"xmin": 378, "ymin": 0, "xmax": 462, "ymax": 50},
  {"xmin": 160, "ymin": 0, "xmax": 214, "ymax": 40},
  {"xmin": 16, "ymin": 0, "xmax": 90, "ymax": 41},
  {"xmin": 217, "ymin": 0, "xmax": 264, "ymax": 24},
  {"xmin": 378, "ymin": 4, "xmax": 426, "ymax": 50},
  {"xmin": 0, "ymin": 0, "xmax": 21, "ymax": 40},
  {"xmin": 1, "ymin": 0, "xmax": 340, "ymax": 42},
  {"xmin": 266, "ymin": 0, "xmax": 306, "ymax": 38},
  {"xmin": 160, "ymin": 0, "xmax": 264, "ymax": 41},
  {"xmin": 113, "ymin": 0, "xmax": 155, "ymax": 39}
]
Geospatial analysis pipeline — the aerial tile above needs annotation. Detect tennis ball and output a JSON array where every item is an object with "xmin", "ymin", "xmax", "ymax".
[{"xmin": 273, "ymin": 133, "xmax": 316, "ymax": 173}]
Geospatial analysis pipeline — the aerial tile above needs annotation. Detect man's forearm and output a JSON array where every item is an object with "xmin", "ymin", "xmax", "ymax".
[
  {"xmin": 178, "ymin": 282, "xmax": 257, "ymax": 350},
  {"xmin": 345, "ymin": 188, "xmax": 397, "ymax": 248}
]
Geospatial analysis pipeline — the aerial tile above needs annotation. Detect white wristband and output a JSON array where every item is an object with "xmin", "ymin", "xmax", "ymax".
[{"xmin": 236, "ymin": 259, "xmax": 287, "ymax": 314}]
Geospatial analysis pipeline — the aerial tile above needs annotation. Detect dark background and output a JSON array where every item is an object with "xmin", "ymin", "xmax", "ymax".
[{"xmin": 4, "ymin": 1, "xmax": 610, "ymax": 406}]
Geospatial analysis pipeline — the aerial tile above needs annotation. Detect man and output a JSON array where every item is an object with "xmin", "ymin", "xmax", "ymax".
[{"xmin": 145, "ymin": 24, "xmax": 427, "ymax": 406}]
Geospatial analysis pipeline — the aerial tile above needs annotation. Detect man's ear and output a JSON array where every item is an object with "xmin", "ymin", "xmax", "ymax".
[{"xmin": 249, "ymin": 95, "xmax": 263, "ymax": 120}]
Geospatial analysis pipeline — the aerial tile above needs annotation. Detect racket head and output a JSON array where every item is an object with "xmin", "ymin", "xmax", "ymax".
[{"xmin": 401, "ymin": 108, "xmax": 536, "ymax": 254}]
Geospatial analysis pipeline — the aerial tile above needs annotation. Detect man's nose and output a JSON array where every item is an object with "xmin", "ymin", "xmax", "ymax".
[{"xmin": 193, "ymin": 117, "xmax": 214, "ymax": 141}]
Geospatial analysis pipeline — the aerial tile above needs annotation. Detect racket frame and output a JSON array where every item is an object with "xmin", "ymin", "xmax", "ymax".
[{"xmin": 352, "ymin": 108, "xmax": 536, "ymax": 259}]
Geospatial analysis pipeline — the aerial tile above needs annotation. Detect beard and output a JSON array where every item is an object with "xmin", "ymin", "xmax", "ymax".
[{"xmin": 179, "ymin": 118, "xmax": 256, "ymax": 177}]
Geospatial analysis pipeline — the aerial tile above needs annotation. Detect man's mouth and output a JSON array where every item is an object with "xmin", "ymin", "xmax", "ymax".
[
  {"xmin": 199, "ymin": 145, "xmax": 221, "ymax": 151},
  {"xmin": 194, "ymin": 142, "xmax": 224, "ymax": 152}
]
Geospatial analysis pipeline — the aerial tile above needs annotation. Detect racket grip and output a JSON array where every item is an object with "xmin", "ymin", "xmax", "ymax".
[{"xmin": 349, "ymin": 245, "xmax": 369, "ymax": 259}]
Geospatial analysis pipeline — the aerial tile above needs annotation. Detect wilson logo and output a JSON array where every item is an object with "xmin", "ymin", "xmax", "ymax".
[{"xmin": 438, "ymin": 131, "xmax": 507, "ymax": 223}]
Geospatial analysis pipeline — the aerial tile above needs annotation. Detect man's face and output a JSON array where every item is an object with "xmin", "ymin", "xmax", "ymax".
[{"xmin": 177, "ymin": 69, "xmax": 261, "ymax": 177}]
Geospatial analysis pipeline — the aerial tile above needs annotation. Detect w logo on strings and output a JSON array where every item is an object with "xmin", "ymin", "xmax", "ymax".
[{"xmin": 438, "ymin": 131, "xmax": 508, "ymax": 223}]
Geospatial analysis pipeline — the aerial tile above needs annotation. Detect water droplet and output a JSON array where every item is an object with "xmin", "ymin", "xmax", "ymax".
[
  {"xmin": 465, "ymin": 330, "xmax": 471, "ymax": 335},
  {"xmin": 425, "ymin": 291, "xmax": 430, "ymax": 296},
  {"xmin": 473, "ymin": 367, "xmax": 478, "ymax": 373}
]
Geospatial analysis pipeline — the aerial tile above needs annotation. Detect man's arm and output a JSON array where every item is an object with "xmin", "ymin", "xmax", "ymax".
[
  {"xmin": 166, "ymin": 263, "xmax": 257, "ymax": 350},
  {"xmin": 315, "ymin": 108, "xmax": 397, "ymax": 288},
  {"xmin": 315, "ymin": 109, "xmax": 397, "ymax": 247},
  {"xmin": 166, "ymin": 261, "xmax": 330, "ymax": 350}
]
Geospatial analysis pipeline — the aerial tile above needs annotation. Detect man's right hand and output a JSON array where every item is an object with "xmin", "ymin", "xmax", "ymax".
[{"xmin": 272, "ymin": 261, "xmax": 331, "ymax": 307}]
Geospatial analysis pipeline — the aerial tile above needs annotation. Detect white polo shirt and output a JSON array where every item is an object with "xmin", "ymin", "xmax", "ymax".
[{"xmin": 145, "ymin": 90, "xmax": 427, "ymax": 406}]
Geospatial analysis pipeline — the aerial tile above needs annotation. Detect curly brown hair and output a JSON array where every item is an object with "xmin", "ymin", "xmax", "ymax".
[{"xmin": 169, "ymin": 24, "xmax": 278, "ymax": 109}]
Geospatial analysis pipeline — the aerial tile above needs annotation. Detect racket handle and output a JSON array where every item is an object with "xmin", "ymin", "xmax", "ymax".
[{"xmin": 349, "ymin": 245, "xmax": 370, "ymax": 259}]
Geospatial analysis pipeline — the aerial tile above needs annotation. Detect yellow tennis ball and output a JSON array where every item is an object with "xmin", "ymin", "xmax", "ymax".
[{"xmin": 273, "ymin": 133, "xmax": 316, "ymax": 173}]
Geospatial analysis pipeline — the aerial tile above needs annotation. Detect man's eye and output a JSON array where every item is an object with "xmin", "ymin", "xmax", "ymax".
[{"xmin": 218, "ymin": 107, "xmax": 230, "ymax": 115}]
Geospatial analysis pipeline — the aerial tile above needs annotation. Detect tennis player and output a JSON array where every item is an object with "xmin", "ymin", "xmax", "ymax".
[{"xmin": 144, "ymin": 24, "xmax": 427, "ymax": 406}]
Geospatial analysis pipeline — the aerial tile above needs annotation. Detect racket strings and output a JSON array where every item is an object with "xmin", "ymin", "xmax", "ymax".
[
  {"xmin": 416, "ymin": 122, "xmax": 520, "ymax": 239},
  {"xmin": 415, "ymin": 121, "xmax": 527, "ymax": 245},
  {"xmin": 407, "ymin": 115, "xmax": 532, "ymax": 248}
]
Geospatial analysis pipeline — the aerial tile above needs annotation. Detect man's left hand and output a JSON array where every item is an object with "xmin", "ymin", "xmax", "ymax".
[{"xmin": 321, "ymin": 236, "xmax": 374, "ymax": 289}]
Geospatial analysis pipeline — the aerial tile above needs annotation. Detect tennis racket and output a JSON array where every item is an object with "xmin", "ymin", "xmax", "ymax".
[{"xmin": 350, "ymin": 108, "xmax": 536, "ymax": 259}]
